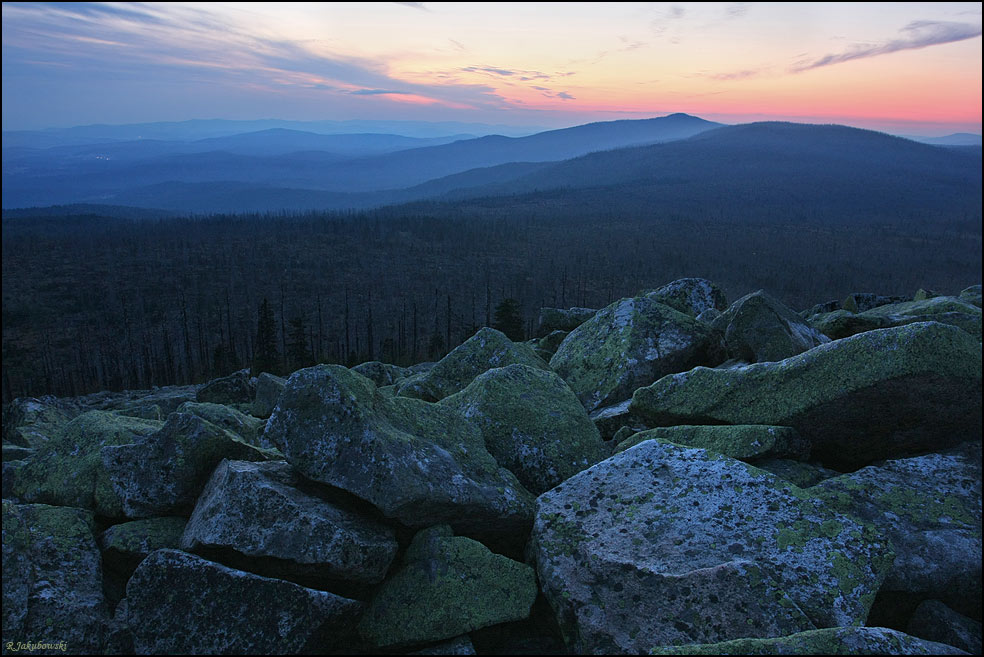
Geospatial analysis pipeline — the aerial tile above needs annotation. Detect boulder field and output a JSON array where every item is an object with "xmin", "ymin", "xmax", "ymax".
[{"xmin": 2, "ymin": 278, "xmax": 980, "ymax": 655}]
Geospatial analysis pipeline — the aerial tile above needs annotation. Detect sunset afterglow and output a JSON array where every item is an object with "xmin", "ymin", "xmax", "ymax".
[{"xmin": 2, "ymin": 2, "xmax": 981, "ymax": 134}]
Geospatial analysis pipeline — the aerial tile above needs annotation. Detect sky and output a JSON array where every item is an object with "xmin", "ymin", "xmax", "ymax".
[{"xmin": 1, "ymin": 2, "xmax": 981, "ymax": 135}]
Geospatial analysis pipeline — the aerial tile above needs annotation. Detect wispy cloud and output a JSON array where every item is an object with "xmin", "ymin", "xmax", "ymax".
[
  {"xmin": 791, "ymin": 20, "xmax": 982, "ymax": 73},
  {"xmin": 395, "ymin": 2, "xmax": 428, "ymax": 11},
  {"xmin": 1, "ymin": 2, "xmax": 513, "ymax": 112},
  {"xmin": 725, "ymin": 3, "xmax": 751, "ymax": 20},
  {"xmin": 709, "ymin": 69, "xmax": 765, "ymax": 81},
  {"xmin": 650, "ymin": 4, "xmax": 686, "ymax": 36},
  {"xmin": 346, "ymin": 88, "xmax": 414, "ymax": 96}
]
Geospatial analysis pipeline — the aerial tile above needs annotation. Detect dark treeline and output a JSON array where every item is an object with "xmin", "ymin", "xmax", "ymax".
[{"xmin": 2, "ymin": 194, "xmax": 981, "ymax": 402}]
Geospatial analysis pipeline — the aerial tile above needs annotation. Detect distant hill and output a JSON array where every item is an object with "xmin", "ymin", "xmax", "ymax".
[
  {"xmin": 432, "ymin": 122, "xmax": 982, "ymax": 220},
  {"xmin": 1, "ymin": 113, "xmax": 721, "ymax": 208},
  {"xmin": 907, "ymin": 133, "xmax": 982, "ymax": 146},
  {"xmin": 2, "ymin": 130, "xmax": 472, "ymax": 165},
  {"xmin": 0, "ymin": 118, "xmax": 544, "ymax": 149}
]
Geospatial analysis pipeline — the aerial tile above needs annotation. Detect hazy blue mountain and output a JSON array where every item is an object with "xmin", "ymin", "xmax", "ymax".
[
  {"xmin": 2, "ymin": 113, "xmax": 721, "ymax": 208},
  {"xmin": 299, "ymin": 113, "xmax": 721, "ymax": 192},
  {"xmin": 1, "ymin": 118, "xmax": 545, "ymax": 149},
  {"xmin": 907, "ymin": 133, "xmax": 982, "ymax": 146},
  {"xmin": 413, "ymin": 122, "xmax": 982, "ymax": 222},
  {"xmin": 2, "ymin": 130, "xmax": 471, "ymax": 169}
]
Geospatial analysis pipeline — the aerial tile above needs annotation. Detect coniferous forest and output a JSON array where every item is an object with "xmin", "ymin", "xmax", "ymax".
[{"xmin": 2, "ymin": 188, "xmax": 980, "ymax": 402}]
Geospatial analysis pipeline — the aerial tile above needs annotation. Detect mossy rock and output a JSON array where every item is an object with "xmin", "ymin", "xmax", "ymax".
[
  {"xmin": 123, "ymin": 549, "xmax": 363, "ymax": 655},
  {"xmin": 535, "ymin": 307, "xmax": 597, "ymax": 337},
  {"xmin": 440, "ymin": 364, "xmax": 606, "ymax": 494},
  {"xmin": 643, "ymin": 277, "xmax": 728, "ymax": 317},
  {"xmin": 2, "ymin": 444, "xmax": 35, "ymax": 462},
  {"xmin": 250, "ymin": 372, "xmax": 286, "ymax": 419},
  {"xmin": 809, "ymin": 309, "xmax": 892, "ymax": 340},
  {"xmin": 958, "ymin": 284, "xmax": 982, "ymax": 308},
  {"xmin": 196, "ymin": 369, "xmax": 255, "ymax": 405},
  {"xmin": 841, "ymin": 292, "xmax": 909, "ymax": 313},
  {"xmin": 359, "ymin": 526, "xmax": 537, "ymax": 648},
  {"xmin": 352, "ymin": 361, "xmax": 410, "ymax": 387},
  {"xmin": 753, "ymin": 459, "xmax": 839, "ymax": 488},
  {"xmin": 99, "ymin": 516, "xmax": 187, "ymax": 560},
  {"xmin": 2, "ymin": 502, "xmax": 111, "ymax": 653},
  {"xmin": 550, "ymin": 295, "xmax": 725, "ymax": 413},
  {"xmin": 649, "ymin": 626, "xmax": 968, "ymax": 654},
  {"xmin": 3, "ymin": 396, "xmax": 79, "ymax": 448},
  {"xmin": 101, "ymin": 412, "xmax": 275, "ymax": 518},
  {"xmin": 710, "ymin": 290, "xmax": 829, "ymax": 363},
  {"xmin": 264, "ymin": 364, "xmax": 534, "ymax": 534},
  {"xmin": 801, "ymin": 299, "xmax": 841, "ymax": 318},
  {"xmin": 397, "ymin": 328, "xmax": 549, "ymax": 402},
  {"xmin": 588, "ymin": 399, "xmax": 649, "ymax": 440},
  {"xmin": 531, "ymin": 439, "xmax": 893, "ymax": 654},
  {"xmin": 181, "ymin": 459, "xmax": 398, "ymax": 586},
  {"xmin": 8, "ymin": 411, "xmax": 163, "ymax": 518},
  {"xmin": 860, "ymin": 296, "xmax": 982, "ymax": 341},
  {"xmin": 812, "ymin": 442, "xmax": 982, "ymax": 616},
  {"xmin": 176, "ymin": 401, "xmax": 265, "ymax": 446},
  {"xmin": 613, "ymin": 425, "xmax": 809, "ymax": 461},
  {"xmin": 906, "ymin": 599, "xmax": 982, "ymax": 654},
  {"xmin": 913, "ymin": 288, "xmax": 942, "ymax": 302},
  {"xmin": 536, "ymin": 329, "xmax": 569, "ymax": 356},
  {"xmin": 630, "ymin": 322, "xmax": 982, "ymax": 469}
]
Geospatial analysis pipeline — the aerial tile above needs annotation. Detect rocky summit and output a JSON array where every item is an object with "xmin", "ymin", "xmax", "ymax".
[{"xmin": 2, "ymin": 277, "xmax": 981, "ymax": 655}]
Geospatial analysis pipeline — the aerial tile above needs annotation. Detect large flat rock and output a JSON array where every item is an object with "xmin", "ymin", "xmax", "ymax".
[
  {"xmin": 2, "ymin": 502, "xmax": 112, "ymax": 654},
  {"xmin": 630, "ymin": 322, "xmax": 982, "ymax": 468},
  {"xmin": 181, "ymin": 459, "xmax": 398, "ymax": 586},
  {"xmin": 812, "ymin": 442, "xmax": 982, "ymax": 616},
  {"xmin": 531, "ymin": 440, "xmax": 894, "ymax": 654},
  {"xmin": 123, "ymin": 549, "xmax": 363, "ymax": 654}
]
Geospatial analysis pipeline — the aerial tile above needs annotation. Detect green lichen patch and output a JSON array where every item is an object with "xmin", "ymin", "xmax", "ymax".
[{"xmin": 359, "ymin": 526, "xmax": 537, "ymax": 648}]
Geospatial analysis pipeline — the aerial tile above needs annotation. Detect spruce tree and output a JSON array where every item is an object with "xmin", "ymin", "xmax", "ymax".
[
  {"xmin": 253, "ymin": 298, "xmax": 280, "ymax": 375},
  {"xmin": 287, "ymin": 316, "xmax": 314, "ymax": 371},
  {"xmin": 493, "ymin": 298, "xmax": 525, "ymax": 341}
]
